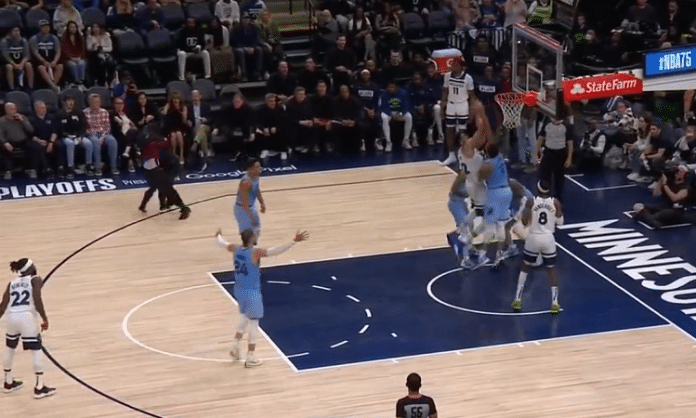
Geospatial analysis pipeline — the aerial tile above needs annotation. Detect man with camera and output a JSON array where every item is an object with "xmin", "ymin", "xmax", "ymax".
[
  {"xmin": 576, "ymin": 117, "xmax": 607, "ymax": 171},
  {"xmin": 633, "ymin": 164, "xmax": 696, "ymax": 229}
]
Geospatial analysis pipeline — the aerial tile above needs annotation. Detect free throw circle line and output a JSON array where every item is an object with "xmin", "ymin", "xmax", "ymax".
[
  {"xmin": 122, "ymin": 281, "xmax": 309, "ymax": 362},
  {"xmin": 427, "ymin": 268, "xmax": 553, "ymax": 316}
]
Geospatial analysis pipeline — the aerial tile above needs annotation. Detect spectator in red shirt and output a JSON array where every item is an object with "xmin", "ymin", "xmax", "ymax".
[{"xmin": 84, "ymin": 94, "xmax": 119, "ymax": 176}]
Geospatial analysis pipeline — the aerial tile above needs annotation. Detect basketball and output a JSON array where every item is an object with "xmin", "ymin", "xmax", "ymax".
[{"xmin": 523, "ymin": 91, "xmax": 538, "ymax": 107}]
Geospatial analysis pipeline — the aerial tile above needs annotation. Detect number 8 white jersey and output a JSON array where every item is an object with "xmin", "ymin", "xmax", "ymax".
[
  {"xmin": 7, "ymin": 275, "xmax": 35, "ymax": 314},
  {"xmin": 529, "ymin": 196, "xmax": 557, "ymax": 235}
]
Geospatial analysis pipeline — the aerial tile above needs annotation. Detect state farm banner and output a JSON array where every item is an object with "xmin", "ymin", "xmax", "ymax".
[{"xmin": 563, "ymin": 72, "xmax": 643, "ymax": 102}]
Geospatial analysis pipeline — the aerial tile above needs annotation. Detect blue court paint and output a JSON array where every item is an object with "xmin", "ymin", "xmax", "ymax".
[
  {"xmin": 211, "ymin": 247, "xmax": 664, "ymax": 371},
  {"xmin": 564, "ymin": 171, "xmax": 638, "ymax": 190}
]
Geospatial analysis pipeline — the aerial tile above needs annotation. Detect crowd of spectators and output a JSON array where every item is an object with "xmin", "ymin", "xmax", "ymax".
[
  {"xmin": 2, "ymin": 0, "xmax": 696, "ymax": 208},
  {"xmin": 0, "ymin": 0, "xmax": 286, "ymax": 91}
]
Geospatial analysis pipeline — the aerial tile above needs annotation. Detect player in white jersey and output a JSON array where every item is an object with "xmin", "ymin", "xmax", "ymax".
[
  {"xmin": 441, "ymin": 56, "xmax": 475, "ymax": 166},
  {"xmin": 458, "ymin": 133, "xmax": 486, "ymax": 215},
  {"xmin": 512, "ymin": 180, "xmax": 564, "ymax": 314},
  {"xmin": 0, "ymin": 258, "xmax": 56, "ymax": 398}
]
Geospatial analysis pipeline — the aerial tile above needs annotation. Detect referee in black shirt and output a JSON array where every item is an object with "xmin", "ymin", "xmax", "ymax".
[
  {"xmin": 536, "ymin": 116, "xmax": 574, "ymax": 203},
  {"xmin": 396, "ymin": 373, "xmax": 438, "ymax": 418}
]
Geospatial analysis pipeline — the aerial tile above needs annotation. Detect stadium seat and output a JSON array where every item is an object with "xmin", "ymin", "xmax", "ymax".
[
  {"xmin": 191, "ymin": 78, "xmax": 216, "ymax": 101},
  {"xmin": 116, "ymin": 31, "xmax": 149, "ymax": 65},
  {"xmin": 147, "ymin": 28, "xmax": 178, "ymax": 83},
  {"xmin": 161, "ymin": 4, "xmax": 186, "ymax": 31},
  {"xmin": 402, "ymin": 12, "xmax": 430, "ymax": 47},
  {"xmin": 427, "ymin": 10, "xmax": 453, "ymax": 45},
  {"xmin": 24, "ymin": 8, "xmax": 50, "ymax": 35},
  {"xmin": 32, "ymin": 89, "xmax": 59, "ymax": 114},
  {"xmin": 5, "ymin": 91, "xmax": 32, "ymax": 115},
  {"xmin": 186, "ymin": 2, "xmax": 213, "ymax": 25},
  {"xmin": 81, "ymin": 7, "xmax": 106, "ymax": 28},
  {"xmin": 0, "ymin": 10, "xmax": 23, "ymax": 37},
  {"xmin": 166, "ymin": 80, "xmax": 192, "ymax": 101},
  {"xmin": 60, "ymin": 88, "xmax": 85, "ymax": 110},
  {"xmin": 86, "ymin": 86, "xmax": 112, "ymax": 108}
]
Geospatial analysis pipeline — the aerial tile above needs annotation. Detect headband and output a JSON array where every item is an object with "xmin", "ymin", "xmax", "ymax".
[
  {"xmin": 19, "ymin": 259, "xmax": 33, "ymax": 273},
  {"xmin": 537, "ymin": 181, "xmax": 549, "ymax": 194}
]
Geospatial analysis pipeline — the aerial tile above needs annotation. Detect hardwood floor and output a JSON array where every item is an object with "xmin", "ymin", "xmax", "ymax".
[{"xmin": 2, "ymin": 161, "xmax": 695, "ymax": 417}]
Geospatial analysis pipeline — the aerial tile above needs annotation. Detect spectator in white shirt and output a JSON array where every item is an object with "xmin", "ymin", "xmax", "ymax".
[
  {"xmin": 53, "ymin": 0, "xmax": 84, "ymax": 37},
  {"xmin": 215, "ymin": 0, "xmax": 240, "ymax": 28}
]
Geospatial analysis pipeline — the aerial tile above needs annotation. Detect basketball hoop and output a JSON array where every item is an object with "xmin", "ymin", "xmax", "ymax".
[{"xmin": 495, "ymin": 92, "xmax": 525, "ymax": 129}]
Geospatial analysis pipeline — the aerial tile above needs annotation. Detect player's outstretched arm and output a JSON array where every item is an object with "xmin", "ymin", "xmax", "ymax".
[
  {"xmin": 215, "ymin": 230, "xmax": 237, "ymax": 253},
  {"xmin": 256, "ymin": 231, "xmax": 309, "ymax": 259},
  {"xmin": 31, "ymin": 276, "xmax": 48, "ymax": 331},
  {"xmin": 0, "ymin": 283, "xmax": 9, "ymax": 319}
]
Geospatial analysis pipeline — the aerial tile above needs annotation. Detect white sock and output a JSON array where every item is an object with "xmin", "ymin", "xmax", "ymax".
[
  {"xmin": 246, "ymin": 349, "xmax": 255, "ymax": 361},
  {"xmin": 3, "ymin": 348, "xmax": 15, "ymax": 384},
  {"xmin": 448, "ymin": 151, "xmax": 455, "ymax": 159},
  {"xmin": 32, "ymin": 351, "xmax": 44, "ymax": 389},
  {"xmin": 551, "ymin": 286, "xmax": 559, "ymax": 304},
  {"xmin": 515, "ymin": 272, "xmax": 528, "ymax": 300}
]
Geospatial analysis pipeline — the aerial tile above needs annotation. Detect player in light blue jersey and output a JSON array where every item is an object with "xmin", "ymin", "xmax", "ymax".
[
  {"xmin": 446, "ymin": 164, "xmax": 471, "ymax": 266},
  {"xmin": 215, "ymin": 228, "xmax": 309, "ymax": 367},
  {"xmin": 472, "ymin": 142, "xmax": 514, "ymax": 268},
  {"xmin": 234, "ymin": 158, "xmax": 266, "ymax": 237}
]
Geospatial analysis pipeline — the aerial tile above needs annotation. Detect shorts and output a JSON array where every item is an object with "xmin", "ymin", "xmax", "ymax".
[
  {"xmin": 523, "ymin": 233, "xmax": 557, "ymax": 267},
  {"xmin": 484, "ymin": 186, "xmax": 512, "ymax": 223},
  {"xmin": 5, "ymin": 311, "xmax": 41, "ymax": 350},
  {"xmin": 234, "ymin": 287, "xmax": 264, "ymax": 319},
  {"xmin": 447, "ymin": 195, "xmax": 468, "ymax": 226},
  {"xmin": 234, "ymin": 204, "xmax": 260, "ymax": 236},
  {"xmin": 466, "ymin": 181, "xmax": 487, "ymax": 211},
  {"xmin": 445, "ymin": 102, "xmax": 469, "ymax": 127}
]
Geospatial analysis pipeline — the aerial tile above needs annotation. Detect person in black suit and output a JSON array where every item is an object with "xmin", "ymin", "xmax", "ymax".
[
  {"xmin": 324, "ymin": 35, "xmax": 356, "ymax": 95},
  {"xmin": 332, "ymin": 84, "xmax": 363, "ymax": 154},
  {"xmin": 285, "ymin": 86, "xmax": 314, "ymax": 153},
  {"xmin": 266, "ymin": 60, "xmax": 297, "ymax": 103},
  {"xmin": 188, "ymin": 90, "xmax": 213, "ymax": 170},
  {"xmin": 129, "ymin": 92, "xmax": 159, "ymax": 133},
  {"xmin": 256, "ymin": 93, "xmax": 287, "ymax": 159},
  {"xmin": 217, "ymin": 93, "xmax": 256, "ymax": 160}
]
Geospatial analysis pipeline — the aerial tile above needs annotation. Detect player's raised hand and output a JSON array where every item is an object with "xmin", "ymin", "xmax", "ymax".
[{"xmin": 294, "ymin": 231, "xmax": 309, "ymax": 242}]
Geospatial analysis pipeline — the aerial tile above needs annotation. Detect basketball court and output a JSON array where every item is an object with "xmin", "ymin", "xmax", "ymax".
[{"xmin": 2, "ymin": 157, "xmax": 696, "ymax": 418}]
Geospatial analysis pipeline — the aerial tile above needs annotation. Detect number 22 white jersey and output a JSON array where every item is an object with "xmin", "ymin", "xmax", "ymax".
[
  {"xmin": 443, "ymin": 71, "xmax": 474, "ymax": 104},
  {"xmin": 529, "ymin": 196, "xmax": 557, "ymax": 235},
  {"xmin": 7, "ymin": 275, "xmax": 36, "ymax": 314}
]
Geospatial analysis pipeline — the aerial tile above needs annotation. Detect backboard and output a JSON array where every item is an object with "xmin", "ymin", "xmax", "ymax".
[{"xmin": 512, "ymin": 23, "xmax": 564, "ymax": 118}]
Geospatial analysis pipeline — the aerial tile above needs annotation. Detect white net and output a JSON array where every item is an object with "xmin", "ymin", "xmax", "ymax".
[{"xmin": 495, "ymin": 92, "xmax": 525, "ymax": 129}]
